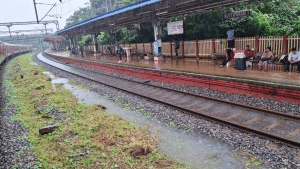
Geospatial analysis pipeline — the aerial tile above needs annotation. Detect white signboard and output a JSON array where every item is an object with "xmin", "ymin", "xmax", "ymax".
[
  {"xmin": 167, "ymin": 21, "xmax": 183, "ymax": 35},
  {"xmin": 234, "ymin": 52, "xmax": 246, "ymax": 58}
]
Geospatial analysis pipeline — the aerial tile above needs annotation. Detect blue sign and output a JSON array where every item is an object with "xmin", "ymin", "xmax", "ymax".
[{"xmin": 154, "ymin": 41, "xmax": 158, "ymax": 54}]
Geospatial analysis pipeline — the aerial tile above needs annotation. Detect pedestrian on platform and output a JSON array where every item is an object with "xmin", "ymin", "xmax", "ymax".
[
  {"xmin": 220, "ymin": 49, "xmax": 235, "ymax": 68},
  {"xmin": 244, "ymin": 45, "xmax": 254, "ymax": 60},
  {"xmin": 80, "ymin": 45, "xmax": 84, "ymax": 57},
  {"xmin": 285, "ymin": 47, "xmax": 300, "ymax": 73},
  {"xmin": 104, "ymin": 46, "xmax": 111, "ymax": 55},
  {"xmin": 173, "ymin": 39, "xmax": 180, "ymax": 57},
  {"xmin": 116, "ymin": 44, "xmax": 123, "ymax": 63},
  {"xmin": 258, "ymin": 47, "xmax": 274, "ymax": 71},
  {"xmin": 227, "ymin": 27, "xmax": 235, "ymax": 49}
]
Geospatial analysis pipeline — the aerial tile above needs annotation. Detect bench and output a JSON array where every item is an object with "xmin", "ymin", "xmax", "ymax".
[{"xmin": 250, "ymin": 53, "xmax": 291, "ymax": 71}]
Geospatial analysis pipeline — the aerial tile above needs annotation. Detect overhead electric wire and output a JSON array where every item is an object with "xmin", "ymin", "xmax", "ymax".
[
  {"xmin": 61, "ymin": 2, "xmax": 91, "ymax": 16},
  {"xmin": 40, "ymin": 3, "xmax": 57, "ymax": 22}
]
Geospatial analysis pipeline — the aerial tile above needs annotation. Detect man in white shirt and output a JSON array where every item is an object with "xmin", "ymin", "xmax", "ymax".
[{"xmin": 285, "ymin": 47, "xmax": 300, "ymax": 73}]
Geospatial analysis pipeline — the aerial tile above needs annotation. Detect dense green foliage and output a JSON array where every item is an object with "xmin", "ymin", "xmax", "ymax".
[
  {"xmin": 67, "ymin": 0, "xmax": 300, "ymax": 45},
  {"xmin": 66, "ymin": 0, "xmax": 140, "ymax": 28}
]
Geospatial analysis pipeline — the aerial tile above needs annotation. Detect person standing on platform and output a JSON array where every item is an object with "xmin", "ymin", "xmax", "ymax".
[
  {"xmin": 227, "ymin": 27, "xmax": 235, "ymax": 49},
  {"xmin": 285, "ymin": 47, "xmax": 300, "ymax": 73},
  {"xmin": 220, "ymin": 49, "xmax": 235, "ymax": 68},
  {"xmin": 173, "ymin": 39, "xmax": 180, "ymax": 57},
  {"xmin": 244, "ymin": 45, "xmax": 254, "ymax": 60},
  {"xmin": 80, "ymin": 45, "xmax": 84, "ymax": 57},
  {"xmin": 258, "ymin": 47, "xmax": 274, "ymax": 71},
  {"xmin": 116, "ymin": 44, "xmax": 123, "ymax": 63}
]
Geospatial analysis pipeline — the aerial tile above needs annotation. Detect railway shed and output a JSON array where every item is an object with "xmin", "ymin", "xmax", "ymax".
[{"xmin": 55, "ymin": 0, "xmax": 270, "ymax": 56}]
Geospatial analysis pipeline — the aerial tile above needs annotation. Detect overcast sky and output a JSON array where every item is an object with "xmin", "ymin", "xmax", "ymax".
[{"xmin": 0, "ymin": 0, "xmax": 90, "ymax": 36}]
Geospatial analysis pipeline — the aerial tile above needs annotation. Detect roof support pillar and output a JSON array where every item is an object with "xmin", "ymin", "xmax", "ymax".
[
  {"xmin": 93, "ymin": 33, "xmax": 99, "ymax": 54},
  {"xmin": 70, "ymin": 38, "xmax": 76, "ymax": 48},
  {"xmin": 74, "ymin": 37, "xmax": 77, "ymax": 46},
  {"xmin": 153, "ymin": 21, "xmax": 162, "ymax": 57},
  {"xmin": 69, "ymin": 39, "xmax": 72, "ymax": 49}
]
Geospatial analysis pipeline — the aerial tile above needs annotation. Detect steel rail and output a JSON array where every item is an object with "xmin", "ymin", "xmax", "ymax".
[
  {"xmin": 46, "ymin": 53, "xmax": 300, "ymax": 120},
  {"xmin": 40, "ymin": 53, "xmax": 300, "ymax": 147}
]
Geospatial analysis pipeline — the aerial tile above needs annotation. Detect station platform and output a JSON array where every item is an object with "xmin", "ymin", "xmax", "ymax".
[
  {"xmin": 46, "ymin": 49, "xmax": 300, "ymax": 86},
  {"xmin": 44, "ymin": 49, "xmax": 300, "ymax": 104}
]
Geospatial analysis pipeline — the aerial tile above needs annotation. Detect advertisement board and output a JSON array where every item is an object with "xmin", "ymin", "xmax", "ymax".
[
  {"xmin": 153, "ymin": 41, "xmax": 158, "ymax": 55},
  {"xmin": 167, "ymin": 21, "xmax": 184, "ymax": 35}
]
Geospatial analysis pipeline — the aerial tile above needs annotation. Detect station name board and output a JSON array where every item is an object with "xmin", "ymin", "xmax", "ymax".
[{"xmin": 222, "ymin": 10, "xmax": 250, "ymax": 20}]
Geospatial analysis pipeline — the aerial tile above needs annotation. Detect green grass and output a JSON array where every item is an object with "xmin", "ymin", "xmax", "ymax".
[
  {"xmin": 144, "ymin": 114, "xmax": 152, "ymax": 118},
  {"xmin": 3, "ymin": 53, "xmax": 188, "ymax": 168},
  {"xmin": 236, "ymin": 151, "xmax": 263, "ymax": 169},
  {"xmin": 167, "ymin": 122, "xmax": 181, "ymax": 130}
]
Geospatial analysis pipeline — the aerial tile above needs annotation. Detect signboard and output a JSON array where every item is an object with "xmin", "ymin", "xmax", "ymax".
[
  {"xmin": 222, "ymin": 10, "xmax": 250, "ymax": 20},
  {"xmin": 153, "ymin": 41, "xmax": 158, "ymax": 55},
  {"xmin": 167, "ymin": 21, "xmax": 183, "ymax": 35},
  {"xmin": 234, "ymin": 52, "xmax": 246, "ymax": 59},
  {"xmin": 139, "ymin": 22, "xmax": 152, "ymax": 30}
]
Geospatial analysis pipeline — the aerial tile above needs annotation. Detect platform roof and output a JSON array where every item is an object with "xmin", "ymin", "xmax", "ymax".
[{"xmin": 56, "ymin": 0, "xmax": 266, "ymax": 37}]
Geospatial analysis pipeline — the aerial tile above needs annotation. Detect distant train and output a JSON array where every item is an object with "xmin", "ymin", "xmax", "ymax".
[{"xmin": 0, "ymin": 42, "xmax": 32, "ymax": 58}]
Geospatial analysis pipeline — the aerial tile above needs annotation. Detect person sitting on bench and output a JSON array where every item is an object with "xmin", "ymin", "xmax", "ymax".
[
  {"xmin": 258, "ymin": 47, "xmax": 274, "ymax": 71},
  {"xmin": 285, "ymin": 47, "xmax": 300, "ymax": 73},
  {"xmin": 220, "ymin": 49, "xmax": 235, "ymax": 68},
  {"xmin": 244, "ymin": 45, "xmax": 254, "ymax": 60}
]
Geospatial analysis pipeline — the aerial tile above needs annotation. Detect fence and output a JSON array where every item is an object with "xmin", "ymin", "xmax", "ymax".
[
  {"xmin": 89, "ymin": 35, "xmax": 300, "ymax": 58},
  {"xmin": 288, "ymin": 36, "xmax": 300, "ymax": 54}
]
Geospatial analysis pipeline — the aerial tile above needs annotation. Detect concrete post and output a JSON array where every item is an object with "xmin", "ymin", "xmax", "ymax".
[
  {"xmin": 74, "ymin": 38, "xmax": 77, "ymax": 47},
  {"xmin": 143, "ymin": 43, "xmax": 145, "ymax": 53},
  {"xmin": 212, "ymin": 38, "xmax": 216, "ymax": 53},
  {"xmin": 182, "ymin": 40, "xmax": 184, "ymax": 57},
  {"xmin": 282, "ymin": 35, "xmax": 288, "ymax": 53},
  {"xmin": 170, "ymin": 41, "xmax": 172, "ymax": 57},
  {"xmin": 255, "ymin": 36, "xmax": 259, "ymax": 54},
  {"xmin": 69, "ymin": 39, "xmax": 72, "ymax": 49},
  {"xmin": 196, "ymin": 40, "xmax": 199, "ymax": 58},
  {"xmin": 153, "ymin": 21, "xmax": 162, "ymax": 57}
]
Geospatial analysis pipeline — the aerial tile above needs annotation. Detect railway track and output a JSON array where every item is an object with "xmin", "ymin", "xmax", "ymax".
[{"xmin": 38, "ymin": 53, "xmax": 300, "ymax": 147}]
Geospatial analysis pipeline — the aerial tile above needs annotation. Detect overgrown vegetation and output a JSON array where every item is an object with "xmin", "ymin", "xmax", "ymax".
[{"xmin": 3, "ymin": 53, "xmax": 187, "ymax": 168}]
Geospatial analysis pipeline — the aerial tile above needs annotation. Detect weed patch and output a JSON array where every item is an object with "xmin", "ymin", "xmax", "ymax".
[{"xmin": 4, "ymin": 53, "xmax": 187, "ymax": 168}]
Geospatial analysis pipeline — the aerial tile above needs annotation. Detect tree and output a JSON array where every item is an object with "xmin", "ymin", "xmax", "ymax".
[
  {"xmin": 77, "ymin": 35, "xmax": 93, "ymax": 46},
  {"xmin": 65, "ymin": 0, "xmax": 300, "ymax": 44}
]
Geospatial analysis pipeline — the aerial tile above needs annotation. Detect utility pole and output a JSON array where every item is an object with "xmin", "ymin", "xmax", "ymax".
[
  {"xmin": 110, "ymin": 0, "xmax": 112, "ymax": 11},
  {"xmin": 16, "ymin": 32, "xmax": 19, "ymax": 40},
  {"xmin": 43, "ymin": 23, "xmax": 48, "ymax": 34},
  {"xmin": 105, "ymin": 0, "xmax": 108, "ymax": 13},
  {"xmin": 7, "ymin": 25, "xmax": 11, "ymax": 37},
  {"xmin": 33, "ymin": 0, "xmax": 39, "ymax": 23}
]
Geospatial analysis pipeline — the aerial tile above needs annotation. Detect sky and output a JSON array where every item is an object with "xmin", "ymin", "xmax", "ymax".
[{"xmin": 0, "ymin": 0, "xmax": 90, "ymax": 36}]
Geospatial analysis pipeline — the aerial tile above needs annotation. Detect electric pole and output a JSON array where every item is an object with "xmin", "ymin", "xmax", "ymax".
[
  {"xmin": 7, "ymin": 26, "xmax": 11, "ymax": 37},
  {"xmin": 33, "ymin": 0, "xmax": 39, "ymax": 23}
]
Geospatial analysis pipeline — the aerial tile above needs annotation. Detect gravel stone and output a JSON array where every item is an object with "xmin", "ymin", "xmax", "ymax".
[
  {"xmin": 0, "ymin": 55, "xmax": 35, "ymax": 169},
  {"xmin": 37, "ymin": 53, "xmax": 300, "ymax": 168}
]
